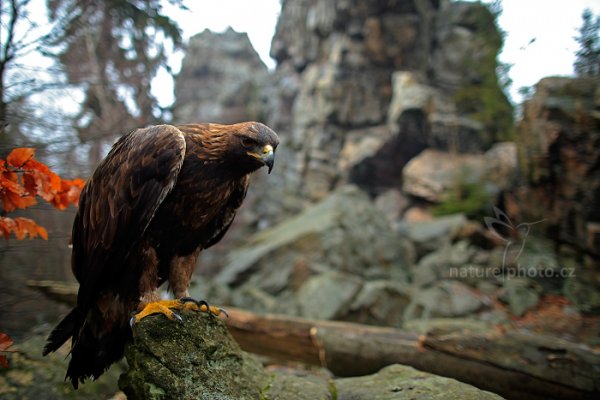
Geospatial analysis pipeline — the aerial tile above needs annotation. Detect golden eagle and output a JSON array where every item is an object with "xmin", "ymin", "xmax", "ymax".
[{"xmin": 42, "ymin": 122, "xmax": 279, "ymax": 388}]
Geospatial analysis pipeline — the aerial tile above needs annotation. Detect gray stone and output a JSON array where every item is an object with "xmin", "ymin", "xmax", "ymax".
[
  {"xmin": 229, "ymin": 287, "xmax": 283, "ymax": 314},
  {"xmin": 404, "ymin": 280, "xmax": 484, "ymax": 319},
  {"xmin": 265, "ymin": 373, "xmax": 333, "ymax": 400},
  {"xmin": 296, "ymin": 271, "xmax": 363, "ymax": 320},
  {"xmin": 335, "ymin": 364, "xmax": 504, "ymax": 400},
  {"xmin": 400, "ymin": 213, "xmax": 469, "ymax": 255},
  {"xmin": 374, "ymin": 189, "xmax": 410, "ymax": 226},
  {"xmin": 345, "ymin": 280, "xmax": 410, "ymax": 327},
  {"xmin": 498, "ymin": 278, "xmax": 542, "ymax": 316},
  {"xmin": 411, "ymin": 240, "xmax": 477, "ymax": 287}
]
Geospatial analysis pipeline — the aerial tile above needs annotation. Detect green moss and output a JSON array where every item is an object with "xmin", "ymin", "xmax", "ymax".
[
  {"xmin": 329, "ymin": 380, "xmax": 338, "ymax": 400},
  {"xmin": 120, "ymin": 311, "xmax": 269, "ymax": 400},
  {"xmin": 432, "ymin": 169, "xmax": 493, "ymax": 219}
]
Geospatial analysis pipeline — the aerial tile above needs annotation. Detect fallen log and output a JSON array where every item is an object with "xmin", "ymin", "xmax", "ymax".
[{"xmin": 224, "ymin": 308, "xmax": 600, "ymax": 400}]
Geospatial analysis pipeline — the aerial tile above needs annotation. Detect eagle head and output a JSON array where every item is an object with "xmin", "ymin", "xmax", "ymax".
[{"xmin": 230, "ymin": 122, "xmax": 279, "ymax": 174}]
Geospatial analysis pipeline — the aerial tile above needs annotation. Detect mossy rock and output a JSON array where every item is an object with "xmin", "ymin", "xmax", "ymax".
[
  {"xmin": 119, "ymin": 311, "xmax": 269, "ymax": 400},
  {"xmin": 335, "ymin": 364, "xmax": 504, "ymax": 400},
  {"xmin": 263, "ymin": 373, "xmax": 333, "ymax": 400}
]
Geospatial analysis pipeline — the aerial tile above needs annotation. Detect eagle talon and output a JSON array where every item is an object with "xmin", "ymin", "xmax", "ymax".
[
  {"xmin": 196, "ymin": 299, "xmax": 210, "ymax": 312},
  {"xmin": 177, "ymin": 297, "xmax": 226, "ymax": 317},
  {"xmin": 219, "ymin": 307, "xmax": 229, "ymax": 318}
]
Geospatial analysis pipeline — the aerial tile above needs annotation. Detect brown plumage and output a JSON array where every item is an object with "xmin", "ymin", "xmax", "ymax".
[{"xmin": 42, "ymin": 121, "xmax": 279, "ymax": 388}]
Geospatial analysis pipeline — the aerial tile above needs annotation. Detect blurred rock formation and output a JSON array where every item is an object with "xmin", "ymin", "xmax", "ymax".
[
  {"xmin": 264, "ymin": 0, "xmax": 512, "ymax": 206},
  {"xmin": 173, "ymin": 28, "xmax": 269, "ymax": 124}
]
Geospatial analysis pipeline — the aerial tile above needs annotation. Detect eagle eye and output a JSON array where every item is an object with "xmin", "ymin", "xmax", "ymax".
[{"xmin": 240, "ymin": 137, "xmax": 258, "ymax": 148}]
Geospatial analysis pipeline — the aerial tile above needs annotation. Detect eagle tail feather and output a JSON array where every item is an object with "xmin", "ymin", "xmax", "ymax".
[
  {"xmin": 66, "ymin": 314, "xmax": 130, "ymax": 389},
  {"xmin": 42, "ymin": 307, "xmax": 80, "ymax": 356}
]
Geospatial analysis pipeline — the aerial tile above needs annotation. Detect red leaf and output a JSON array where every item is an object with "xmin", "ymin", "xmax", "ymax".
[
  {"xmin": 37, "ymin": 225, "xmax": 49, "ymax": 240},
  {"xmin": 6, "ymin": 148, "xmax": 35, "ymax": 167},
  {"xmin": 0, "ymin": 217, "xmax": 47, "ymax": 240},
  {"xmin": 0, "ymin": 190, "xmax": 37, "ymax": 213},
  {"xmin": 26, "ymin": 159, "xmax": 62, "ymax": 192},
  {"xmin": 1, "ymin": 175, "xmax": 26, "ymax": 195},
  {"xmin": 0, "ymin": 332, "xmax": 13, "ymax": 368},
  {"xmin": 0, "ymin": 147, "xmax": 85, "ymax": 242},
  {"xmin": 0, "ymin": 217, "xmax": 16, "ymax": 240},
  {"xmin": 0, "ymin": 332, "xmax": 13, "ymax": 351},
  {"xmin": 13, "ymin": 217, "xmax": 47, "ymax": 240}
]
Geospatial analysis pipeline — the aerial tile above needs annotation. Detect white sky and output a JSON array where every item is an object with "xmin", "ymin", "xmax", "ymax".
[
  {"xmin": 153, "ymin": 0, "xmax": 599, "ymax": 107},
  {"xmin": 11, "ymin": 0, "xmax": 599, "ymax": 116},
  {"xmin": 496, "ymin": 0, "xmax": 600, "ymax": 102}
]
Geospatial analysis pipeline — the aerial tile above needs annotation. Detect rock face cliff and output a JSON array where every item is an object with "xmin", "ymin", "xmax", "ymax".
[
  {"xmin": 516, "ymin": 77, "xmax": 599, "ymax": 262},
  {"xmin": 513, "ymin": 77, "xmax": 600, "ymax": 313},
  {"xmin": 265, "ymin": 0, "xmax": 512, "ymax": 204},
  {"xmin": 173, "ymin": 28, "xmax": 269, "ymax": 124}
]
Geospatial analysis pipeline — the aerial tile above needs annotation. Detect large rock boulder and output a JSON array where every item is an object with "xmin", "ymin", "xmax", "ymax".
[
  {"xmin": 120, "ymin": 312, "xmax": 268, "ymax": 400},
  {"xmin": 173, "ymin": 28, "xmax": 269, "ymax": 124},
  {"xmin": 515, "ymin": 77, "xmax": 600, "ymax": 261},
  {"xmin": 402, "ymin": 142, "xmax": 517, "ymax": 203},
  {"xmin": 336, "ymin": 364, "xmax": 503, "ymax": 400},
  {"xmin": 513, "ymin": 77, "xmax": 600, "ymax": 311}
]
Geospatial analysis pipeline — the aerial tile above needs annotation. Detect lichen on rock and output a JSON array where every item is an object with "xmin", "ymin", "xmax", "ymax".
[{"xmin": 119, "ymin": 311, "xmax": 268, "ymax": 400}]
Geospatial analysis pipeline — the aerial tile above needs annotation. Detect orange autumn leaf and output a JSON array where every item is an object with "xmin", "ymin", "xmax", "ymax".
[
  {"xmin": 6, "ymin": 147, "xmax": 35, "ymax": 168},
  {"xmin": 47, "ymin": 178, "xmax": 85, "ymax": 210},
  {"xmin": 0, "ymin": 331, "xmax": 13, "ymax": 368},
  {"xmin": 23, "ymin": 168, "xmax": 60, "ymax": 202},
  {"xmin": 26, "ymin": 158, "xmax": 62, "ymax": 192},
  {"xmin": 0, "ymin": 147, "xmax": 85, "ymax": 240},
  {"xmin": 15, "ymin": 217, "xmax": 48, "ymax": 240},
  {"xmin": 63, "ymin": 178, "xmax": 84, "ymax": 205},
  {"xmin": 0, "ymin": 189, "xmax": 37, "ymax": 213},
  {"xmin": 0, "ymin": 217, "xmax": 48, "ymax": 240},
  {"xmin": 0, "ymin": 217, "xmax": 16, "ymax": 240},
  {"xmin": 1, "ymin": 174, "xmax": 26, "ymax": 195}
]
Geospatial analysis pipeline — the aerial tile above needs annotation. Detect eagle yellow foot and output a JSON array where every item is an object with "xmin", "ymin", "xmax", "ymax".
[{"xmin": 130, "ymin": 298, "xmax": 227, "ymax": 326}]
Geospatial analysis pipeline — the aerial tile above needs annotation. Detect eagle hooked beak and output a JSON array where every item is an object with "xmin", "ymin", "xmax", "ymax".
[{"xmin": 261, "ymin": 144, "xmax": 275, "ymax": 174}]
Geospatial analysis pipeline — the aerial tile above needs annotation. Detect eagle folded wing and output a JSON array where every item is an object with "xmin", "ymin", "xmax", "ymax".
[{"xmin": 72, "ymin": 125, "xmax": 186, "ymax": 309}]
